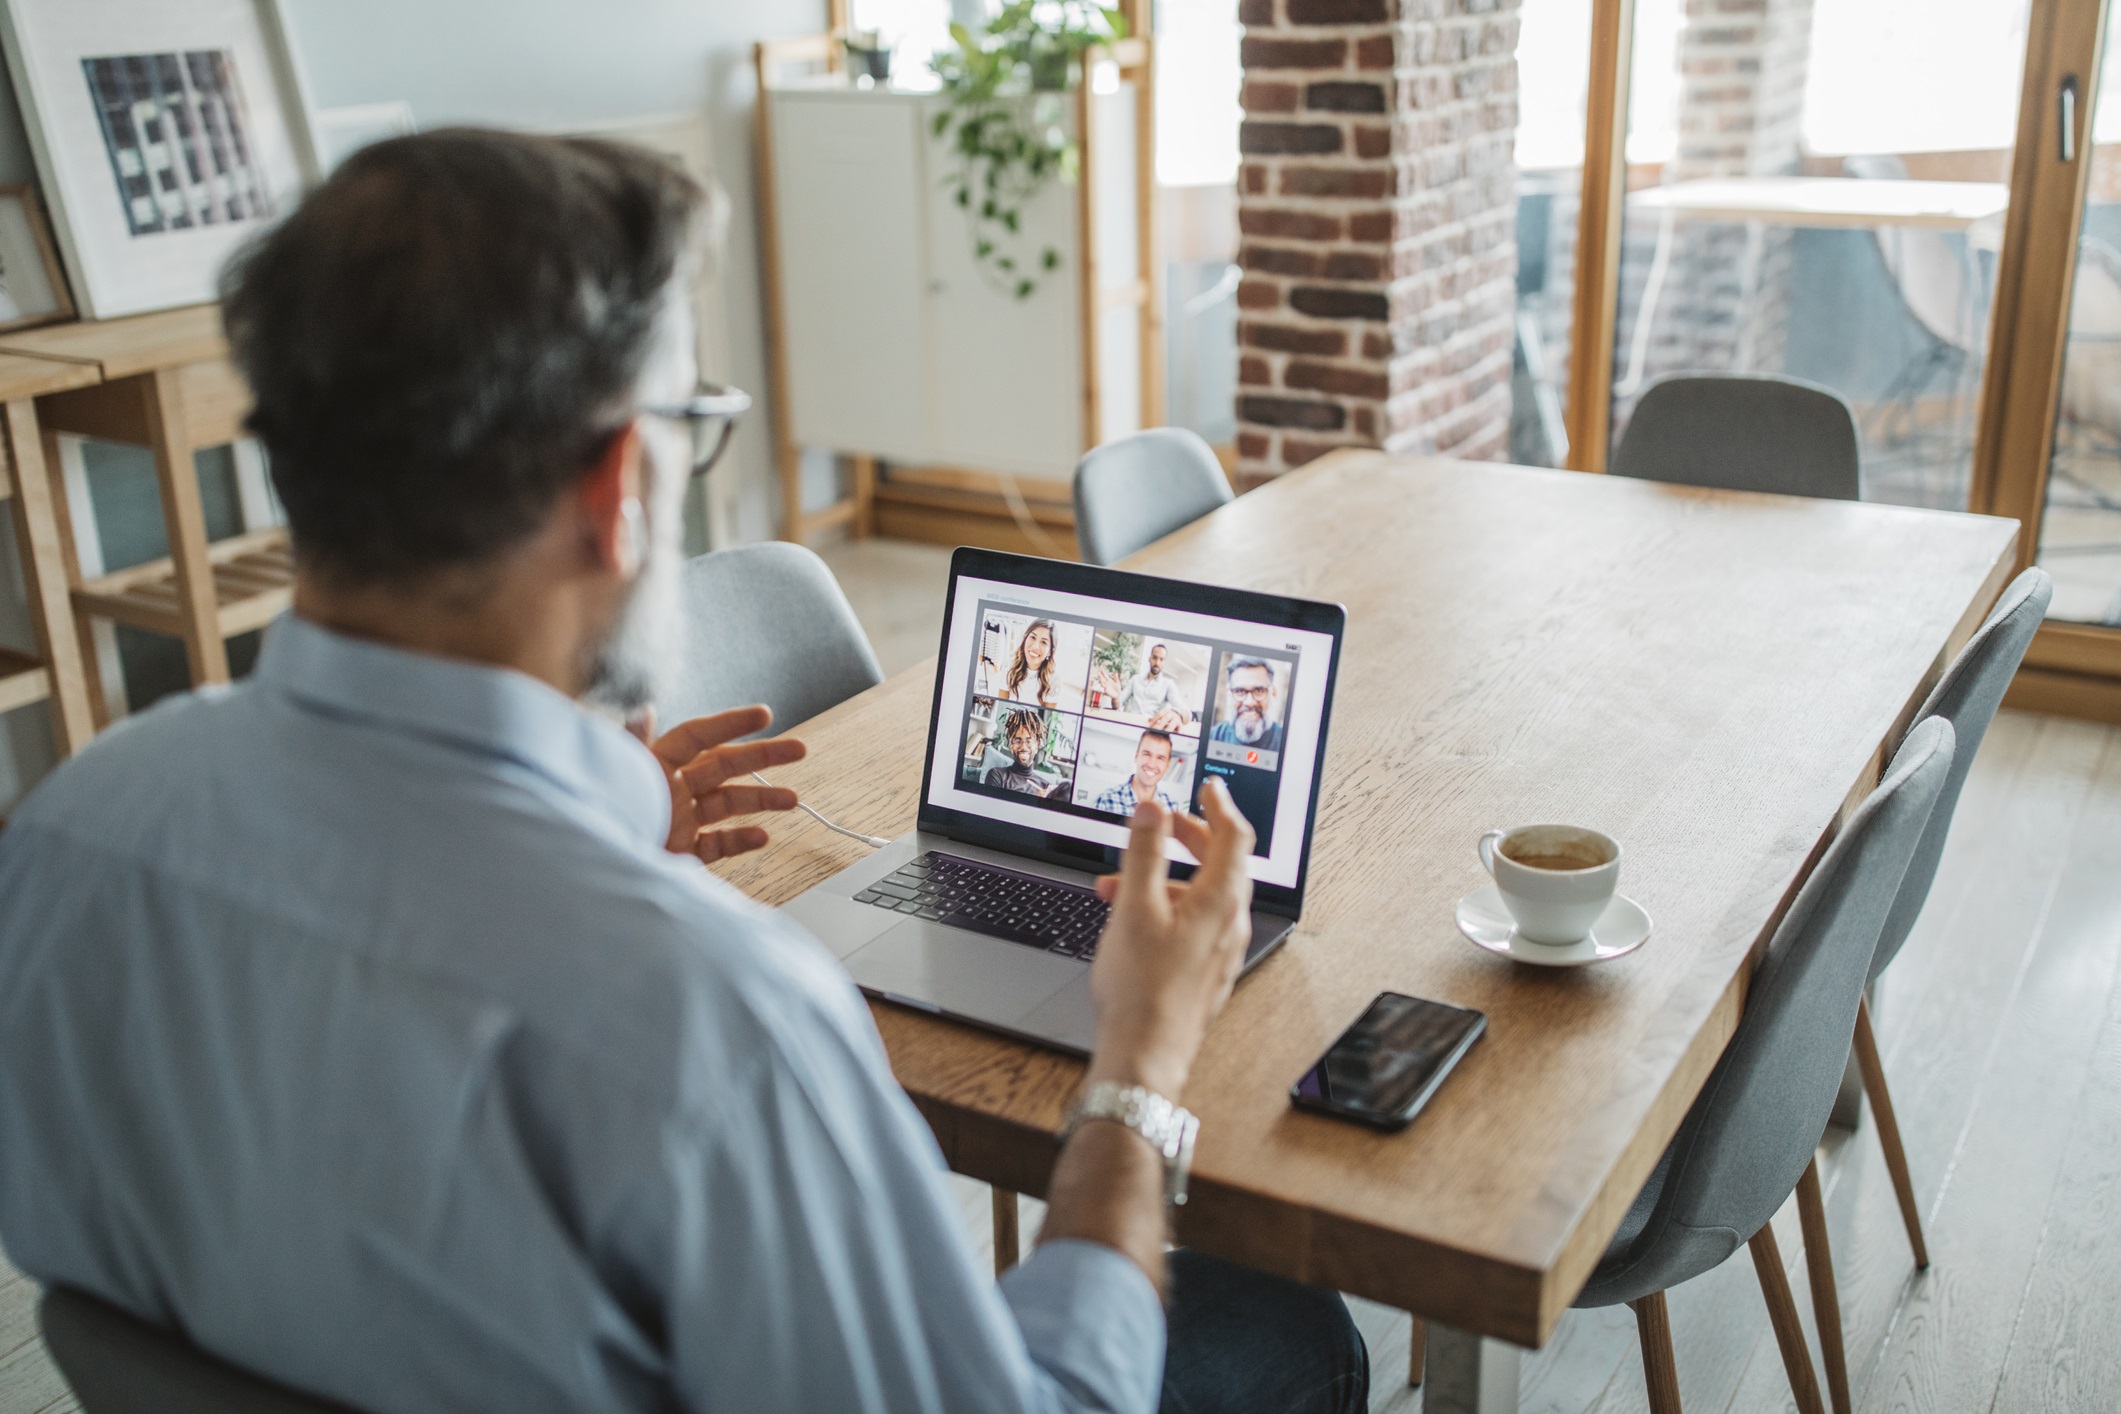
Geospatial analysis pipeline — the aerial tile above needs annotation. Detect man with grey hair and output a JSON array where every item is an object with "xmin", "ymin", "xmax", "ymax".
[{"xmin": 0, "ymin": 131, "xmax": 1363, "ymax": 1413}]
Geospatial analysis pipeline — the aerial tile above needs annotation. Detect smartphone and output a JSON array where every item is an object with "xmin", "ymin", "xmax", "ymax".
[{"xmin": 1289, "ymin": 991, "xmax": 1487, "ymax": 1130}]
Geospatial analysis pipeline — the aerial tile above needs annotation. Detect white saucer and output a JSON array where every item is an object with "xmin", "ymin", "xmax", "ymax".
[{"xmin": 1455, "ymin": 885, "xmax": 1653, "ymax": 968}]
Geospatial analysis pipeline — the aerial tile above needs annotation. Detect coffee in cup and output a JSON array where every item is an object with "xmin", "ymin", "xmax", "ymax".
[{"xmin": 1477, "ymin": 824, "xmax": 1621, "ymax": 945}]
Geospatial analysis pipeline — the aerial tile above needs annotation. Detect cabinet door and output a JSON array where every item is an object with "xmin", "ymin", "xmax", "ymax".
[
  {"xmin": 771, "ymin": 91, "xmax": 929, "ymax": 461},
  {"xmin": 921, "ymin": 98, "xmax": 1084, "ymax": 479}
]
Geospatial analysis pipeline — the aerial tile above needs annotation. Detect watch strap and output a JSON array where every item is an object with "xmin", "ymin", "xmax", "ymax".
[{"xmin": 1059, "ymin": 1081, "xmax": 1199, "ymax": 1206}]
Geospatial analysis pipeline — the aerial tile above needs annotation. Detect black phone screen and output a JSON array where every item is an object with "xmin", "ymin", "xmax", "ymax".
[{"xmin": 1289, "ymin": 992, "xmax": 1486, "ymax": 1129}]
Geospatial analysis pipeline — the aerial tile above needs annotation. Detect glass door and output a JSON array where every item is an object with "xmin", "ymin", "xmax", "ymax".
[
  {"xmin": 2027, "ymin": 14, "xmax": 2121, "ymax": 628},
  {"xmin": 1967, "ymin": 0, "xmax": 2120, "ymax": 711},
  {"xmin": 1596, "ymin": 0, "xmax": 2036, "ymax": 507}
]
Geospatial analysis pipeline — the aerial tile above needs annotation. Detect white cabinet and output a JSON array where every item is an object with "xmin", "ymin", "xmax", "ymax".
[{"xmin": 762, "ymin": 69, "xmax": 1156, "ymax": 510}]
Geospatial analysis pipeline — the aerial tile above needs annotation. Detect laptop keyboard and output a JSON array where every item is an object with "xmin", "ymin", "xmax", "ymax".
[{"xmin": 853, "ymin": 852, "xmax": 1112, "ymax": 960}]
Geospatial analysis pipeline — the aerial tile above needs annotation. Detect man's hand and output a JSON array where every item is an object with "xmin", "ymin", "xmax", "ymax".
[
  {"xmin": 1144, "ymin": 706, "xmax": 1186, "ymax": 732},
  {"xmin": 630, "ymin": 706, "xmax": 807, "ymax": 864},
  {"xmin": 1085, "ymin": 779, "xmax": 1256, "ymax": 1099}
]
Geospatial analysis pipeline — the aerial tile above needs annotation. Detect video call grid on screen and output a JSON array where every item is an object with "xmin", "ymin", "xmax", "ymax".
[{"xmin": 927, "ymin": 574, "xmax": 1336, "ymax": 889}]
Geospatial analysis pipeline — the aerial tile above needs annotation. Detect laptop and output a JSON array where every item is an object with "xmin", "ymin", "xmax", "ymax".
[{"xmin": 782, "ymin": 547, "xmax": 1346, "ymax": 1055}]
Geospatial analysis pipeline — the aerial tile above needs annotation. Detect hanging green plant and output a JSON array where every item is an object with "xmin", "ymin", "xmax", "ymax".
[{"xmin": 930, "ymin": 0, "xmax": 1127, "ymax": 300}]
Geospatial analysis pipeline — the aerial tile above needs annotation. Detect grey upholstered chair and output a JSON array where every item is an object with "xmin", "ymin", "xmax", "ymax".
[
  {"xmin": 1840, "ymin": 567, "xmax": 2052, "ymax": 1274},
  {"xmin": 1575, "ymin": 717, "xmax": 1955, "ymax": 1414},
  {"xmin": 40, "ymin": 1287, "xmax": 360, "ymax": 1414},
  {"xmin": 1613, "ymin": 374, "xmax": 1862, "ymax": 501},
  {"xmin": 1072, "ymin": 427, "xmax": 1235, "ymax": 566},
  {"xmin": 660, "ymin": 541, "xmax": 884, "ymax": 733}
]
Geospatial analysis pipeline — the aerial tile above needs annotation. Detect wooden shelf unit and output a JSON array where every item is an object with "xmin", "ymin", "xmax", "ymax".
[
  {"xmin": 0, "ymin": 305, "xmax": 286, "ymax": 698},
  {"xmin": 0, "ymin": 350, "xmax": 104, "ymax": 754},
  {"xmin": 72, "ymin": 525, "xmax": 292, "ymax": 640}
]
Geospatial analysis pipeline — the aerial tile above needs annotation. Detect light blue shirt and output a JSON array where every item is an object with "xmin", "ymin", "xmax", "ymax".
[{"xmin": 0, "ymin": 616, "xmax": 1162, "ymax": 1413}]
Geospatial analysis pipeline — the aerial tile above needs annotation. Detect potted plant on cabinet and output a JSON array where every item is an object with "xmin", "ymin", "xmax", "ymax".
[{"xmin": 930, "ymin": 0, "xmax": 1127, "ymax": 299}]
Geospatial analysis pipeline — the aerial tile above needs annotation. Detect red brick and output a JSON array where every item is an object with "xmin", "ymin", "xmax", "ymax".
[
  {"xmin": 1291, "ymin": 286, "xmax": 1390, "ymax": 320},
  {"xmin": 1236, "ymin": 277, "xmax": 1283, "ymax": 310},
  {"xmin": 1238, "ymin": 0, "xmax": 1275, "ymax": 22},
  {"xmin": 1353, "ymin": 124, "xmax": 1393, "ymax": 159},
  {"xmin": 1347, "ymin": 210, "xmax": 1393, "ymax": 242},
  {"xmin": 1322, "ymin": 248, "xmax": 1384, "ymax": 280},
  {"xmin": 1240, "ymin": 321, "xmax": 1349, "ymax": 356},
  {"xmin": 1281, "ymin": 436, "xmax": 1352, "ymax": 467},
  {"xmin": 1240, "ymin": 36, "xmax": 1347, "ymax": 69},
  {"xmin": 1286, "ymin": 360, "xmax": 1390, "ymax": 399},
  {"xmin": 1239, "ymin": 121, "xmax": 1344, "ymax": 155},
  {"xmin": 1237, "ymin": 430, "xmax": 1274, "ymax": 462},
  {"xmin": 1241, "ymin": 80, "xmax": 1302, "ymax": 114},
  {"xmin": 1239, "ymin": 396, "xmax": 1347, "ymax": 430},
  {"xmin": 1281, "ymin": 165, "xmax": 1390, "ymax": 199},
  {"xmin": 1306, "ymin": 80, "xmax": 1387, "ymax": 112},
  {"xmin": 1239, "ymin": 353, "xmax": 1275, "ymax": 385},
  {"xmin": 1287, "ymin": 0, "xmax": 1387, "ymax": 22},
  {"xmin": 1241, "ymin": 242, "xmax": 1323, "ymax": 277},
  {"xmin": 1239, "ymin": 207, "xmax": 1344, "ymax": 241},
  {"xmin": 1354, "ymin": 33, "xmax": 1395, "ymax": 68}
]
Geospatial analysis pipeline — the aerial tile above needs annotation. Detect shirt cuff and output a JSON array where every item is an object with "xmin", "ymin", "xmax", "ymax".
[{"xmin": 1000, "ymin": 1238, "xmax": 1166, "ymax": 1414}]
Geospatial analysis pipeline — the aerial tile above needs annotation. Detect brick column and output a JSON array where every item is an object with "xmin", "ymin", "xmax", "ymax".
[
  {"xmin": 1233, "ymin": 0, "xmax": 1523, "ymax": 482},
  {"xmin": 1620, "ymin": 0, "xmax": 1814, "ymax": 403}
]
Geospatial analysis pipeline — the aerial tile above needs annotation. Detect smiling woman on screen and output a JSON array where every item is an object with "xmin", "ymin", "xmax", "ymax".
[{"xmin": 1002, "ymin": 619, "xmax": 1057, "ymax": 706}]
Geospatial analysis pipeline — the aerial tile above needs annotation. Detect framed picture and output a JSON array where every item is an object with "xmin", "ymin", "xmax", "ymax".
[
  {"xmin": 0, "ymin": 184, "xmax": 74, "ymax": 330},
  {"xmin": 0, "ymin": 0, "xmax": 321, "ymax": 320},
  {"xmin": 313, "ymin": 100, "xmax": 415, "ymax": 173}
]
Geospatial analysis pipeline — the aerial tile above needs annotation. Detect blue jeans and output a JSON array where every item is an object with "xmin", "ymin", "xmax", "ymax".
[{"xmin": 1159, "ymin": 1250, "xmax": 1369, "ymax": 1414}]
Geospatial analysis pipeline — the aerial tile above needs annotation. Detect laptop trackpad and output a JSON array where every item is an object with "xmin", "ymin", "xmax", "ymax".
[{"xmin": 845, "ymin": 920, "xmax": 1082, "ymax": 1027}]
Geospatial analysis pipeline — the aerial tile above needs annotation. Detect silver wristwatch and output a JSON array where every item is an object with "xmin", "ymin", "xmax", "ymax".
[{"xmin": 1059, "ymin": 1081, "xmax": 1200, "ymax": 1206}]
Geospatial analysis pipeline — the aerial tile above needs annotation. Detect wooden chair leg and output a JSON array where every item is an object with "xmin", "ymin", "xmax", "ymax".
[
  {"xmin": 1795, "ymin": 1157, "xmax": 1852, "ymax": 1414},
  {"xmin": 1406, "ymin": 1315, "xmax": 1426, "ymax": 1387},
  {"xmin": 991, "ymin": 1186, "xmax": 1019, "ymax": 1276},
  {"xmin": 1749, "ymin": 1223, "xmax": 1827, "ymax": 1414},
  {"xmin": 1629, "ymin": 1291, "xmax": 1683, "ymax": 1414},
  {"xmin": 1853, "ymin": 996, "xmax": 1930, "ymax": 1269},
  {"xmin": 851, "ymin": 453, "xmax": 877, "ymax": 538}
]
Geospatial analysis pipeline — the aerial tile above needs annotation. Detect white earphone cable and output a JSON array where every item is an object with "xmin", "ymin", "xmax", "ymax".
[{"xmin": 752, "ymin": 771, "xmax": 891, "ymax": 848}]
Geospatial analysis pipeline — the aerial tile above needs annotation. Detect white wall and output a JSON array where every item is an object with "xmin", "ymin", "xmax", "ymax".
[
  {"xmin": 279, "ymin": 0, "xmax": 826, "ymax": 542},
  {"xmin": 0, "ymin": 0, "xmax": 826, "ymax": 809}
]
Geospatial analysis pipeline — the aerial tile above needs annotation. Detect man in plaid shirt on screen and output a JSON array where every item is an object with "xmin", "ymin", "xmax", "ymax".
[{"xmin": 1095, "ymin": 729, "xmax": 1184, "ymax": 816}]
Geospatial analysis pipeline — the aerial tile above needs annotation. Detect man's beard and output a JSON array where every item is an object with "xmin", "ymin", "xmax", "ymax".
[
  {"xmin": 583, "ymin": 484, "xmax": 685, "ymax": 716},
  {"xmin": 1233, "ymin": 707, "xmax": 1265, "ymax": 744}
]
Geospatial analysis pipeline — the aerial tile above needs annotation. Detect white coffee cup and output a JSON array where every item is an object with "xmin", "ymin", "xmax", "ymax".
[{"xmin": 1477, "ymin": 824, "xmax": 1622, "ymax": 945}]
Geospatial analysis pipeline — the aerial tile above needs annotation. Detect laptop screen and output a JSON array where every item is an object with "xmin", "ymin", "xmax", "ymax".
[{"xmin": 920, "ymin": 550, "xmax": 1343, "ymax": 897}]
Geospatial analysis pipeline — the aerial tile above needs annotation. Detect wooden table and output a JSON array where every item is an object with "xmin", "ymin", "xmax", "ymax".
[
  {"xmin": 1628, "ymin": 176, "xmax": 2009, "ymax": 232},
  {"xmin": 0, "ymin": 305, "xmax": 280, "ymax": 696},
  {"xmin": 0, "ymin": 352, "xmax": 104, "ymax": 755},
  {"xmin": 715, "ymin": 452, "xmax": 2017, "ymax": 1409}
]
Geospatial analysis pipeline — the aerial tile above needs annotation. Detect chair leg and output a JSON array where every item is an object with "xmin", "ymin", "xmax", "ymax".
[
  {"xmin": 991, "ymin": 1187, "xmax": 1019, "ymax": 1277},
  {"xmin": 1853, "ymin": 997, "xmax": 1930, "ymax": 1269},
  {"xmin": 1407, "ymin": 1315, "xmax": 1426, "ymax": 1387},
  {"xmin": 1629, "ymin": 1291, "xmax": 1684, "ymax": 1414},
  {"xmin": 1795, "ymin": 1158, "xmax": 1852, "ymax": 1414},
  {"xmin": 1749, "ymin": 1223, "xmax": 1827, "ymax": 1414}
]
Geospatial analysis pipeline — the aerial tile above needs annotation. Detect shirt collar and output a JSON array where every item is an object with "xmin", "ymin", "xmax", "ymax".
[{"xmin": 255, "ymin": 614, "xmax": 671, "ymax": 851}]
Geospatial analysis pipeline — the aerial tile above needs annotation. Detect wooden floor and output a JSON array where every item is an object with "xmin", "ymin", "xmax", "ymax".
[{"xmin": 3, "ymin": 539, "xmax": 2117, "ymax": 1414}]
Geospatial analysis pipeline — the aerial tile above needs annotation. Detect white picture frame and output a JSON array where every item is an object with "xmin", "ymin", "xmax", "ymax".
[{"xmin": 0, "ymin": 0, "xmax": 321, "ymax": 320}]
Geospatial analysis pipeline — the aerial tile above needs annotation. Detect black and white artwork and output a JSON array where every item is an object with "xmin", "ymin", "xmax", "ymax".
[
  {"xmin": 0, "ymin": 0, "xmax": 317, "ymax": 318},
  {"xmin": 84, "ymin": 50, "xmax": 275, "ymax": 238}
]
